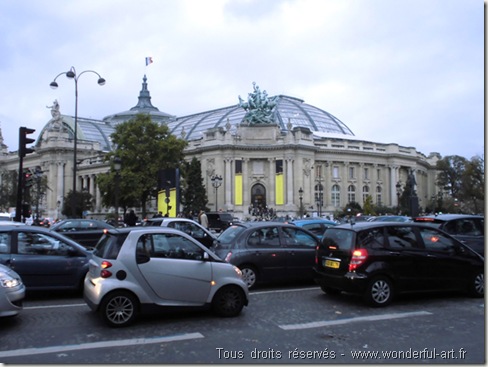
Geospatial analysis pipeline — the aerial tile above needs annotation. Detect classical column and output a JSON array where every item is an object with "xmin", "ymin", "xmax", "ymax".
[
  {"xmin": 242, "ymin": 158, "xmax": 250, "ymax": 208},
  {"xmin": 389, "ymin": 166, "xmax": 399, "ymax": 206},
  {"xmin": 286, "ymin": 157, "xmax": 294, "ymax": 205},
  {"xmin": 267, "ymin": 158, "xmax": 276, "ymax": 207},
  {"xmin": 224, "ymin": 157, "xmax": 233, "ymax": 209}
]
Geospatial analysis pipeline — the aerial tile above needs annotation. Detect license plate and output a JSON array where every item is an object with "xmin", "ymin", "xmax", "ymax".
[{"xmin": 324, "ymin": 259, "xmax": 340, "ymax": 269}]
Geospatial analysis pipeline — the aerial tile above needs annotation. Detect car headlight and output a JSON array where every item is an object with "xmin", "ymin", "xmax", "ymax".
[
  {"xmin": 233, "ymin": 266, "xmax": 242, "ymax": 277},
  {"xmin": 0, "ymin": 272, "xmax": 21, "ymax": 288}
]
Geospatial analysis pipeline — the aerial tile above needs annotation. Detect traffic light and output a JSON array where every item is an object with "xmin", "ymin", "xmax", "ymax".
[
  {"xmin": 19, "ymin": 127, "xmax": 36, "ymax": 158},
  {"xmin": 24, "ymin": 170, "xmax": 33, "ymax": 188}
]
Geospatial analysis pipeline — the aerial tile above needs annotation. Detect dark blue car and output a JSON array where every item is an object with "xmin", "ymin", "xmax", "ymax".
[{"xmin": 0, "ymin": 224, "xmax": 91, "ymax": 292}]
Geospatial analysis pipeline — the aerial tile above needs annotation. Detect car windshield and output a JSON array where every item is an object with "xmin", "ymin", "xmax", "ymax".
[
  {"xmin": 214, "ymin": 225, "xmax": 246, "ymax": 248},
  {"xmin": 93, "ymin": 232, "xmax": 128, "ymax": 259},
  {"xmin": 322, "ymin": 228, "xmax": 355, "ymax": 251}
]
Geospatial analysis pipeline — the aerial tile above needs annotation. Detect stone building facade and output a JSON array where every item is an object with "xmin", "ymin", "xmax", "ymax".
[{"xmin": 0, "ymin": 76, "xmax": 441, "ymax": 220}]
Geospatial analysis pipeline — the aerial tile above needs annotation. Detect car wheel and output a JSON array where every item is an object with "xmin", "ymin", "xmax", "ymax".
[
  {"xmin": 212, "ymin": 286, "xmax": 246, "ymax": 317},
  {"xmin": 99, "ymin": 291, "xmax": 139, "ymax": 327},
  {"xmin": 320, "ymin": 285, "xmax": 341, "ymax": 296},
  {"xmin": 240, "ymin": 266, "xmax": 258, "ymax": 289},
  {"xmin": 364, "ymin": 276, "xmax": 393, "ymax": 307},
  {"xmin": 468, "ymin": 271, "xmax": 484, "ymax": 298}
]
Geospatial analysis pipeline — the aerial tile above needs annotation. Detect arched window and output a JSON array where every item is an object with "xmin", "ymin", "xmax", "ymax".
[
  {"xmin": 331, "ymin": 185, "xmax": 340, "ymax": 207},
  {"xmin": 347, "ymin": 185, "xmax": 356, "ymax": 203}
]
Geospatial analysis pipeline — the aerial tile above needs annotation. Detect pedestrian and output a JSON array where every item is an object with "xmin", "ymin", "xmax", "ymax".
[
  {"xmin": 198, "ymin": 210, "xmax": 209, "ymax": 229},
  {"xmin": 125, "ymin": 209, "xmax": 138, "ymax": 226}
]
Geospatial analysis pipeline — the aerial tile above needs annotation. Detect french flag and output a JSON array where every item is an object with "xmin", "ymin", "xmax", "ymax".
[{"xmin": 145, "ymin": 57, "xmax": 153, "ymax": 66}]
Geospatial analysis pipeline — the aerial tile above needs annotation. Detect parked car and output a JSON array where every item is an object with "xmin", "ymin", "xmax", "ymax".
[
  {"xmin": 288, "ymin": 218, "xmax": 337, "ymax": 239},
  {"xmin": 142, "ymin": 217, "xmax": 217, "ymax": 248},
  {"xmin": 50, "ymin": 219, "xmax": 115, "ymax": 248},
  {"xmin": 0, "ymin": 263, "xmax": 25, "ymax": 317},
  {"xmin": 206, "ymin": 212, "xmax": 235, "ymax": 233},
  {"xmin": 314, "ymin": 222, "xmax": 484, "ymax": 307},
  {"xmin": 84, "ymin": 227, "xmax": 249, "ymax": 327},
  {"xmin": 0, "ymin": 225, "xmax": 91, "ymax": 292},
  {"xmin": 413, "ymin": 214, "xmax": 484, "ymax": 256},
  {"xmin": 211, "ymin": 222, "xmax": 320, "ymax": 289}
]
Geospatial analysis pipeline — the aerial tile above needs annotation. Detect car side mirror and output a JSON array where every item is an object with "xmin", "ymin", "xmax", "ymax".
[{"xmin": 203, "ymin": 252, "xmax": 210, "ymax": 261}]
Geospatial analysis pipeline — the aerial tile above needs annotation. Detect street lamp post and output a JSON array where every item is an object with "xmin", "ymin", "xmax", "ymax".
[
  {"xmin": 211, "ymin": 175, "xmax": 222, "ymax": 210},
  {"xmin": 50, "ymin": 67, "xmax": 105, "ymax": 218},
  {"xmin": 113, "ymin": 157, "xmax": 122, "ymax": 228},
  {"xmin": 34, "ymin": 166, "xmax": 42, "ymax": 224},
  {"xmin": 298, "ymin": 187, "xmax": 304, "ymax": 218}
]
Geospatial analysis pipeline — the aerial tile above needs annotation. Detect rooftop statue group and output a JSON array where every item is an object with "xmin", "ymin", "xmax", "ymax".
[{"xmin": 238, "ymin": 82, "xmax": 277, "ymax": 125}]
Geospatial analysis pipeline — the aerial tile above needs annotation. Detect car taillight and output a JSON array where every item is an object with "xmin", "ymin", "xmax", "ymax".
[
  {"xmin": 100, "ymin": 260, "xmax": 113, "ymax": 278},
  {"xmin": 349, "ymin": 248, "xmax": 368, "ymax": 272}
]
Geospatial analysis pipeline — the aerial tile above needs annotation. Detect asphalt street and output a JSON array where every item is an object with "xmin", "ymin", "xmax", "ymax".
[{"xmin": 1, "ymin": 284, "xmax": 484, "ymax": 364}]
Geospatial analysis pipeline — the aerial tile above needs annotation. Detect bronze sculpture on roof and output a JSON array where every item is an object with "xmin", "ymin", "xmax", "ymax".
[{"xmin": 238, "ymin": 82, "xmax": 277, "ymax": 125}]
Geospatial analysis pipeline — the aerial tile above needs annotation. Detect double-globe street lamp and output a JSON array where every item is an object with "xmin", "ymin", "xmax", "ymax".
[
  {"xmin": 211, "ymin": 175, "xmax": 222, "ymax": 211},
  {"xmin": 50, "ymin": 67, "xmax": 106, "ymax": 218}
]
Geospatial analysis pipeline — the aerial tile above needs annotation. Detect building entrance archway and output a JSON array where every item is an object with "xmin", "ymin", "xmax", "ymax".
[{"xmin": 250, "ymin": 183, "xmax": 267, "ymax": 216}]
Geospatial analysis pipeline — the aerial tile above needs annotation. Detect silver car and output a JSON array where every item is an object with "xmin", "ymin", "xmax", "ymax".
[
  {"xmin": 84, "ymin": 227, "xmax": 249, "ymax": 327},
  {"xmin": 0, "ymin": 263, "xmax": 25, "ymax": 317}
]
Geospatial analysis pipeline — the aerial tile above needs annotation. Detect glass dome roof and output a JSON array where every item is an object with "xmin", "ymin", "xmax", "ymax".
[
  {"xmin": 167, "ymin": 95, "xmax": 354, "ymax": 141},
  {"xmin": 40, "ymin": 77, "xmax": 355, "ymax": 151}
]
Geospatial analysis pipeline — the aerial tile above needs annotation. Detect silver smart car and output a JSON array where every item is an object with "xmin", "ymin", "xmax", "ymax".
[
  {"xmin": 0, "ymin": 263, "xmax": 25, "ymax": 317},
  {"xmin": 84, "ymin": 227, "xmax": 249, "ymax": 327}
]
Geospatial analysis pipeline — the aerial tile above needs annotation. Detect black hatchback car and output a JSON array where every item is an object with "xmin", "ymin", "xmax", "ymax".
[
  {"xmin": 212, "ymin": 222, "xmax": 320, "ymax": 288},
  {"xmin": 314, "ymin": 222, "xmax": 484, "ymax": 307},
  {"xmin": 50, "ymin": 219, "xmax": 115, "ymax": 249},
  {"xmin": 413, "ymin": 214, "xmax": 484, "ymax": 257}
]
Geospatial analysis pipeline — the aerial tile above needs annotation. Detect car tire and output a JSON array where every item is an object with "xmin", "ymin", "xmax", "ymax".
[
  {"xmin": 320, "ymin": 285, "xmax": 341, "ymax": 296},
  {"xmin": 99, "ymin": 291, "xmax": 139, "ymax": 327},
  {"xmin": 364, "ymin": 276, "xmax": 393, "ymax": 307},
  {"xmin": 468, "ymin": 271, "xmax": 484, "ymax": 298},
  {"xmin": 240, "ymin": 266, "xmax": 258, "ymax": 289},
  {"xmin": 212, "ymin": 286, "xmax": 246, "ymax": 317}
]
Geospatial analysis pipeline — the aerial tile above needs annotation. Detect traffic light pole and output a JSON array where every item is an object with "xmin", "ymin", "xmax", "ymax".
[
  {"xmin": 14, "ymin": 157, "xmax": 24, "ymax": 223},
  {"xmin": 15, "ymin": 127, "xmax": 36, "ymax": 223}
]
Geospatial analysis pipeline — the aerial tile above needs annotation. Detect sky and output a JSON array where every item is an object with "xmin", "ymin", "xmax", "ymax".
[{"xmin": 0, "ymin": 0, "xmax": 484, "ymax": 160}]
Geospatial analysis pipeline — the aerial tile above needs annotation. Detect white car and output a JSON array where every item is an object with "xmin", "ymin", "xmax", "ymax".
[
  {"xmin": 0, "ymin": 264, "xmax": 25, "ymax": 317},
  {"xmin": 84, "ymin": 227, "xmax": 249, "ymax": 327}
]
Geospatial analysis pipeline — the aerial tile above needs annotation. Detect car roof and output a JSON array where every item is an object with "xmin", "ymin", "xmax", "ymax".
[
  {"xmin": 414, "ymin": 214, "xmax": 484, "ymax": 222},
  {"xmin": 330, "ymin": 221, "xmax": 435, "ymax": 232},
  {"xmin": 230, "ymin": 221, "xmax": 313, "ymax": 230},
  {"xmin": 104, "ymin": 226, "xmax": 204, "ymax": 236},
  {"xmin": 290, "ymin": 218, "xmax": 337, "ymax": 225}
]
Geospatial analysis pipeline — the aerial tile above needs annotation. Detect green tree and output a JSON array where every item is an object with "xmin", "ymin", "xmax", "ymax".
[
  {"xmin": 435, "ymin": 154, "xmax": 484, "ymax": 214},
  {"xmin": 62, "ymin": 190, "xmax": 93, "ymax": 218},
  {"xmin": 99, "ymin": 114, "xmax": 187, "ymax": 219},
  {"xmin": 180, "ymin": 157, "xmax": 208, "ymax": 215},
  {"xmin": 0, "ymin": 169, "xmax": 17, "ymax": 211},
  {"xmin": 461, "ymin": 155, "xmax": 484, "ymax": 213},
  {"xmin": 435, "ymin": 155, "xmax": 467, "ymax": 198},
  {"xmin": 362, "ymin": 195, "xmax": 376, "ymax": 216}
]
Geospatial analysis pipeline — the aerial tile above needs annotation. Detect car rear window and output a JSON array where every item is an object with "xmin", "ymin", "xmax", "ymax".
[
  {"xmin": 93, "ymin": 232, "xmax": 128, "ymax": 259},
  {"xmin": 322, "ymin": 228, "xmax": 355, "ymax": 251},
  {"xmin": 215, "ymin": 225, "xmax": 246, "ymax": 248}
]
